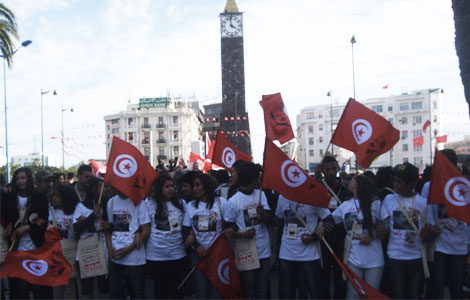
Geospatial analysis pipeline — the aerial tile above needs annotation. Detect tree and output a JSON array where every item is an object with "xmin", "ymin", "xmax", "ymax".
[
  {"xmin": 0, "ymin": 3, "xmax": 18, "ymax": 66},
  {"xmin": 452, "ymin": 0, "xmax": 470, "ymax": 118}
]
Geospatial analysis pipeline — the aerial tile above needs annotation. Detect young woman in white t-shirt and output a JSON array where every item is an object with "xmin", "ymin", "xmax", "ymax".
[
  {"xmin": 332, "ymin": 175, "xmax": 385, "ymax": 299},
  {"xmin": 49, "ymin": 185, "xmax": 79, "ymax": 299},
  {"xmin": 146, "ymin": 173, "xmax": 187, "ymax": 299},
  {"xmin": 182, "ymin": 173, "xmax": 234, "ymax": 299}
]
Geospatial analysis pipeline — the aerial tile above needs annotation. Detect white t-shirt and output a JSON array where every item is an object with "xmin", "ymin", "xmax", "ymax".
[
  {"xmin": 421, "ymin": 182, "xmax": 469, "ymax": 255},
  {"xmin": 17, "ymin": 195, "xmax": 36, "ymax": 251},
  {"xmin": 381, "ymin": 193, "xmax": 430, "ymax": 260},
  {"xmin": 72, "ymin": 203, "xmax": 98, "ymax": 239},
  {"xmin": 332, "ymin": 199, "xmax": 384, "ymax": 268},
  {"xmin": 107, "ymin": 195, "xmax": 150, "ymax": 266},
  {"xmin": 145, "ymin": 198, "xmax": 186, "ymax": 261},
  {"xmin": 227, "ymin": 190, "xmax": 271, "ymax": 260},
  {"xmin": 182, "ymin": 198, "xmax": 228, "ymax": 250},
  {"xmin": 275, "ymin": 195, "xmax": 330, "ymax": 261},
  {"xmin": 48, "ymin": 207, "xmax": 74, "ymax": 239}
]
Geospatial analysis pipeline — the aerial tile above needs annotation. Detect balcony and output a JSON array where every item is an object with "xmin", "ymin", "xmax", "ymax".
[
  {"xmin": 157, "ymin": 155, "xmax": 167, "ymax": 160},
  {"xmin": 156, "ymin": 138, "xmax": 166, "ymax": 144},
  {"xmin": 141, "ymin": 124, "xmax": 151, "ymax": 129},
  {"xmin": 141, "ymin": 139, "xmax": 149, "ymax": 145},
  {"xmin": 156, "ymin": 123, "xmax": 166, "ymax": 128}
]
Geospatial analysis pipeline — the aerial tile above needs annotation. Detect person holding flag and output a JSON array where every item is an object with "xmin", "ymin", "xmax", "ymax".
[
  {"xmin": 182, "ymin": 173, "xmax": 235, "ymax": 299},
  {"xmin": 380, "ymin": 162, "xmax": 432, "ymax": 299},
  {"xmin": 421, "ymin": 149, "xmax": 469, "ymax": 299},
  {"xmin": 331, "ymin": 175, "xmax": 385, "ymax": 299}
]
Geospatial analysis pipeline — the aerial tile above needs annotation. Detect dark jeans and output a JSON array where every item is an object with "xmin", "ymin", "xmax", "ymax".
[
  {"xmin": 388, "ymin": 258, "xmax": 424, "ymax": 299},
  {"xmin": 108, "ymin": 261, "xmax": 145, "ymax": 299},
  {"xmin": 191, "ymin": 252, "xmax": 221, "ymax": 299},
  {"xmin": 239, "ymin": 257, "xmax": 271, "ymax": 299},
  {"xmin": 147, "ymin": 258, "xmax": 185, "ymax": 299},
  {"xmin": 427, "ymin": 251, "xmax": 467, "ymax": 299},
  {"xmin": 77, "ymin": 265, "xmax": 108, "ymax": 296},
  {"xmin": 279, "ymin": 259, "xmax": 322, "ymax": 299},
  {"xmin": 8, "ymin": 277, "xmax": 53, "ymax": 300}
]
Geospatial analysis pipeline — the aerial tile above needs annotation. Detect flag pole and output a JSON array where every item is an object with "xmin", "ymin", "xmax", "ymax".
[
  {"xmin": 259, "ymin": 137, "xmax": 269, "ymax": 205},
  {"xmin": 177, "ymin": 266, "xmax": 196, "ymax": 290},
  {"xmin": 97, "ymin": 181, "xmax": 105, "ymax": 206}
]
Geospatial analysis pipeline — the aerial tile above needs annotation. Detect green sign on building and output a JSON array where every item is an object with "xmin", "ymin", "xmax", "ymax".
[{"xmin": 139, "ymin": 97, "xmax": 170, "ymax": 108}]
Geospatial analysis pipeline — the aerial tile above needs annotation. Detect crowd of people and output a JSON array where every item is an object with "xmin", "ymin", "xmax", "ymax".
[{"xmin": 0, "ymin": 149, "xmax": 469, "ymax": 299}]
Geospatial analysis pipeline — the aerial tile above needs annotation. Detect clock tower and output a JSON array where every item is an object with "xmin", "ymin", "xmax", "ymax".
[{"xmin": 220, "ymin": 0, "xmax": 251, "ymax": 155}]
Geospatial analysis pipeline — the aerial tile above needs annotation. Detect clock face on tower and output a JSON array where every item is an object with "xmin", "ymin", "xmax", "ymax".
[{"xmin": 221, "ymin": 14, "xmax": 242, "ymax": 38}]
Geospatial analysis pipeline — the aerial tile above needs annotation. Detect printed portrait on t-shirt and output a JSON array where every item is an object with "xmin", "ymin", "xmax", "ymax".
[
  {"xmin": 192, "ymin": 212, "xmax": 218, "ymax": 232},
  {"xmin": 392, "ymin": 209, "xmax": 419, "ymax": 230},
  {"xmin": 243, "ymin": 206, "xmax": 262, "ymax": 227},
  {"xmin": 155, "ymin": 212, "xmax": 171, "ymax": 231},
  {"xmin": 57, "ymin": 218, "xmax": 72, "ymax": 238},
  {"xmin": 113, "ymin": 213, "xmax": 131, "ymax": 232},
  {"xmin": 344, "ymin": 212, "xmax": 362, "ymax": 230}
]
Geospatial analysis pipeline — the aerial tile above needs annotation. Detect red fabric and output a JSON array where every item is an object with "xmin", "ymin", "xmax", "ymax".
[
  {"xmin": 259, "ymin": 93, "xmax": 295, "ymax": 144},
  {"xmin": 261, "ymin": 138, "xmax": 330, "ymax": 207},
  {"xmin": 0, "ymin": 228, "xmax": 71, "ymax": 286},
  {"xmin": 436, "ymin": 135, "xmax": 447, "ymax": 144},
  {"xmin": 423, "ymin": 120, "xmax": 431, "ymax": 133},
  {"xmin": 203, "ymin": 142, "xmax": 215, "ymax": 173},
  {"xmin": 331, "ymin": 98, "xmax": 400, "ymax": 168},
  {"xmin": 428, "ymin": 151, "xmax": 470, "ymax": 223},
  {"xmin": 205, "ymin": 132, "xmax": 212, "ymax": 157},
  {"xmin": 382, "ymin": 85, "xmax": 388, "ymax": 89},
  {"xmin": 212, "ymin": 130, "xmax": 252, "ymax": 171},
  {"xmin": 195, "ymin": 235, "xmax": 244, "ymax": 299},
  {"xmin": 90, "ymin": 159, "xmax": 107, "ymax": 178},
  {"xmin": 190, "ymin": 152, "xmax": 204, "ymax": 164},
  {"xmin": 104, "ymin": 136, "xmax": 158, "ymax": 205},
  {"xmin": 413, "ymin": 136, "xmax": 424, "ymax": 146},
  {"xmin": 330, "ymin": 250, "xmax": 389, "ymax": 299}
]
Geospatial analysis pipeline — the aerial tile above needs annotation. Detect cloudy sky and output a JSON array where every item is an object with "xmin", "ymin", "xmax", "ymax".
[{"xmin": 1, "ymin": 0, "xmax": 468, "ymax": 166}]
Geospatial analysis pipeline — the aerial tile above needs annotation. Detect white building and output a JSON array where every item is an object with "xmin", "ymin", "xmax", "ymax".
[
  {"xmin": 297, "ymin": 89, "xmax": 444, "ymax": 173},
  {"xmin": 104, "ymin": 97, "xmax": 204, "ymax": 166},
  {"xmin": 11, "ymin": 152, "xmax": 61, "ymax": 168}
]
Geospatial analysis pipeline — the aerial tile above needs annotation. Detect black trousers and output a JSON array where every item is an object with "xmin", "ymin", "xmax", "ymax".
[
  {"xmin": 147, "ymin": 258, "xmax": 185, "ymax": 299},
  {"xmin": 8, "ymin": 277, "xmax": 53, "ymax": 300}
]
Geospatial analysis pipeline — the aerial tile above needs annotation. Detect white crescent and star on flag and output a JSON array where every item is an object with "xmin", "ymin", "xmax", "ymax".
[
  {"xmin": 444, "ymin": 177, "xmax": 470, "ymax": 207},
  {"xmin": 22, "ymin": 259, "xmax": 48, "ymax": 277},
  {"xmin": 352, "ymin": 119, "xmax": 373, "ymax": 145},
  {"xmin": 280, "ymin": 160, "xmax": 307, "ymax": 187},
  {"xmin": 217, "ymin": 258, "xmax": 230, "ymax": 285},
  {"xmin": 221, "ymin": 147, "xmax": 236, "ymax": 168},
  {"xmin": 113, "ymin": 154, "xmax": 138, "ymax": 178}
]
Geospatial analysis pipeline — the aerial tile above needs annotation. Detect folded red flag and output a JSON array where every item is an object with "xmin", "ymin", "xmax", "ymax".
[
  {"xmin": 428, "ymin": 150, "xmax": 470, "ymax": 223},
  {"xmin": 423, "ymin": 120, "xmax": 431, "ymax": 133},
  {"xmin": 0, "ymin": 228, "xmax": 71, "ymax": 286},
  {"xmin": 413, "ymin": 136, "xmax": 424, "ymax": 146},
  {"xmin": 331, "ymin": 98, "xmax": 399, "ymax": 168},
  {"xmin": 212, "ymin": 130, "xmax": 252, "ymax": 171},
  {"xmin": 436, "ymin": 135, "xmax": 447, "ymax": 144},
  {"xmin": 195, "ymin": 235, "xmax": 244, "ymax": 299},
  {"xmin": 261, "ymin": 137, "xmax": 330, "ymax": 207},
  {"xmin": 259, "ymin": 93, "xmax": 295, "ymax": 144},
  {"xmin": 90, "ymin": 159, "xmax": 107, "ymax": 178},
  {"xmin": 104, "ymin": 136, "xmax": 158, "ymax": 206}
]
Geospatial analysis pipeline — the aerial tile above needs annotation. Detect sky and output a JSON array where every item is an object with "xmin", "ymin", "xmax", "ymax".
[{"xmin": 1, "ymin": 0, "xmax": 469, "ymax": 166}]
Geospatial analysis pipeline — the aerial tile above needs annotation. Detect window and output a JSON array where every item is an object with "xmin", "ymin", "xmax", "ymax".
[
  {"xmin": 433, "ymin": 115, "xmax": 438, "ymax": 123},
  {"xmin": 144, "ymin": 148, "xmax": 150, "ymax": 156},
  {"xmin": 411, "ymin": 102, "xmax": 422, "ymax": 110},
  {"xmin": 372, "ymin": 105, "xmax": 383, "ymax": 113},
  {"xmin": 414, "ymin": 144, "xmax": 423, "ymax": 152},
  {"xmin": 412, "ymin": 129, "xmax": 422, "ymax": 138},
  {"xmin": 306, "ymin": 112, "xmax": 314, "ymax": 119},
  {"xmin": 402, "ymin": 131, "xmax": 408, "ymax": 139},
  {"xmin": 111, "ymin": 119, "xmax": 119, "ymax": 125},
  {"xmin": 434, "ymin": 129, "xmax": 438, "ymax": 137},
  {"xmin": 309, "ymin": 138, "xmax": 314, "ymax": 146},
  {"xmin": 320, "ymin": 149, "xmax": 324, "ymax": 157},
  {"xmin": 158, "ymin": 116, "xmax": 164, "ymax": 126},
  {"xmin": 319, "ymin": 124, "xmax": 323, "ymax": 131},
  {"xmin": 158, "ymin": 131, "xmax": 164, "ymax": 139},
  {"xmin": 173, "ymin": 116, "xmax": 179, "ymax": 124},
  {"xmin": 127, "ymin": 132, "xmax": 134, "ymax": 141},
  {"xmin": 332, "ymin": 110, "xmax": 340, "ymax": 117},
  {"xmin": 413, "ymin": 157, "xmax": 423, "ymax": 167},
  {"xmin": 111, "ymin": 128, "xmax": 120, "ymax": 134},
  {"xmin": 402, "ymin": 144, "xmax": 408, "ymax": 151},
  {"xmin": 433, "ymin": 101, "xmax": 437, "ymax": 109},
  {"xmin": 309, "ymin": 150, "xmax": 314, "ymax": 157},
  {"xmin": 400, "ymin": 104, "xmax": 409, "ymax": 111},
  {"xmin": 318, "ymin": 113, "xmax": 323, "ymax": 119},
  {"xmin": 319, "ymin": 137, "xmax": 324, "ymax": 143},
  {"xmin": 173, "ymin": 131, "xmax": 179, "ymax": 140},
  {"xmin": 128, "ymin": 118, "xmax": 133, "ymax": 126},
  {"xmin": 308, "ymin": 125, "xmax": 314, "ymax": 133},
  {"xmin": 388, "ymin": 106, "xmax": 393, "ymax": 112},
  {"xmin": 388, "ymin": 118, "xmax": 393, "ymax": 124},
  {"xmin": 159, "ymin": 147, "xmax": 164, "ymax": 155},
  {"xmin": 403, "ymin": 157, "xmax": 409, "ymax": 163},
  {"xmin": 401, "ymin": 117, "xmax": 408, "ymax": 125},
  {"xmin": 174, "ymin": 146, "xmax": 180, "ymax": 157},
  {"xmin": 144, "ymin": 117, "xmax": 149, "ymax": 125},
  {"xmin": 412, "ymin": 115, "xmax": 422, "ymax": 124}
]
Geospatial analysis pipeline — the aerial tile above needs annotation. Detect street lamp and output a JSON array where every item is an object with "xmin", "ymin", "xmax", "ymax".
[
  {"xmin": 41, "ymin": 88, "xmax": 57, "ymax": 168},
  {"xmin": 327, "ymin": 90, "xmax": 334, "ymax": 155},
  {"xmin": 350, "ymin": 35, "xmax": 357, "ymax": 100},
  {"xmin": 2, "ymin": 40, "xmax": 32, "ymax": 183},
  {"xmin": 61, "ymin": 107, "xmax": 73, "ymax": 172}
]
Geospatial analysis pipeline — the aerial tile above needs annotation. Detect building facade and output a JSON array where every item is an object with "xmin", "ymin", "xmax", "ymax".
[
  {"xmin": 104, "ymin": 97, "xmax": 203, "ymax": 166},
  {"xmin": 11, "ymin": 152, "xmax": 61, "ymax": 168},
  {"xmin": 297, "ymin": 89, "xmax": 444, "ymax": 172}
]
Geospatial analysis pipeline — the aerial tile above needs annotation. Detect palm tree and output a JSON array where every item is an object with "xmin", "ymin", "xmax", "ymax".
[
  {"xmin": 0, "ymin": 2, "xmax": 18, "ymax": 66},
  {"xmin": 452, "ymin": 0, "xmax": 470, "ymax": 118}
]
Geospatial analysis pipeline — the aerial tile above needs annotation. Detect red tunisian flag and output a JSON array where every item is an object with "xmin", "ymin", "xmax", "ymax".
[
  {"xmin": 413, "ymin": 136, "xmax": 424, "ymax": 146},
  {"xmin": 423, "ymin": 120, "xmax": 431, "ymax": 133},
  {"xmin": 212, "ymin": 130, "xmax": 252, "ymax": 171},
  {"xmin": 259, "ymin": 93, "xmax": 295, "ymax": 144},
  {"xmin": 428, "ymin": 151, "xmax": 470, "ymax": 223},
  {"xmin": 331, "ymin": 98, "xmax": 400, "ymax": 168},
  {"xmin": 0, "ymin": 228, "xmax": 71, "ymax": 286},
  {"xmin": 196, "ymin": 235, "xmax": 244, "ymax": 299},
  {"xmin": 261, "ymin": 137, "xmax": 330, "ymax": 208},
  {"xmin": 90, "ymin": 159, "xmax": 107, "ymax": 178},
  {"xmin": 205, "ymin": 131, "xmax": 212, "ymax": 157},
  {"xmin": 104, "ymin": 136, "xmax": 158, "ymax": 205},
  {"xmin": 190, "ymin": 152, "xmax": 204, "ymax": 164},
  {"xmin": 329, "ymin": 246, "xmax": 389, "ymax": 299},
  {"xmin": 436, "ymin": 135, "xmax": 447, "ymax": 144}
]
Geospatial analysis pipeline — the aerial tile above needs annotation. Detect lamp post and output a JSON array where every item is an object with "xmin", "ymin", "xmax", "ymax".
[
  {"xmin": 327, "ymin": 90, "xmax": 334, "ymax": 155},
  {"xmin": 350, "ymin": 35, "xmax": 357, "ymax": 100},
  {"xmin": 2, "ymin": 40, "xmax": 32, "ymax": 183},
  {"xmin": 41, "ymin": 88, "xmax": 57, "ymax": 168},
  {"xmin": 61, "ymin": 107, "xmax": 73, "ymax": 172}
]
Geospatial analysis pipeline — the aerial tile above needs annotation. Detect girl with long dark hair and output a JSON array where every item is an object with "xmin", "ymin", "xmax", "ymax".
[
  {"xmin": 146, "ymin": 174, "xmax": 186, "ymax": 299},
  {"xmin": 332, "ymin": 175, "xmax": 385, "ymax": 299}
]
